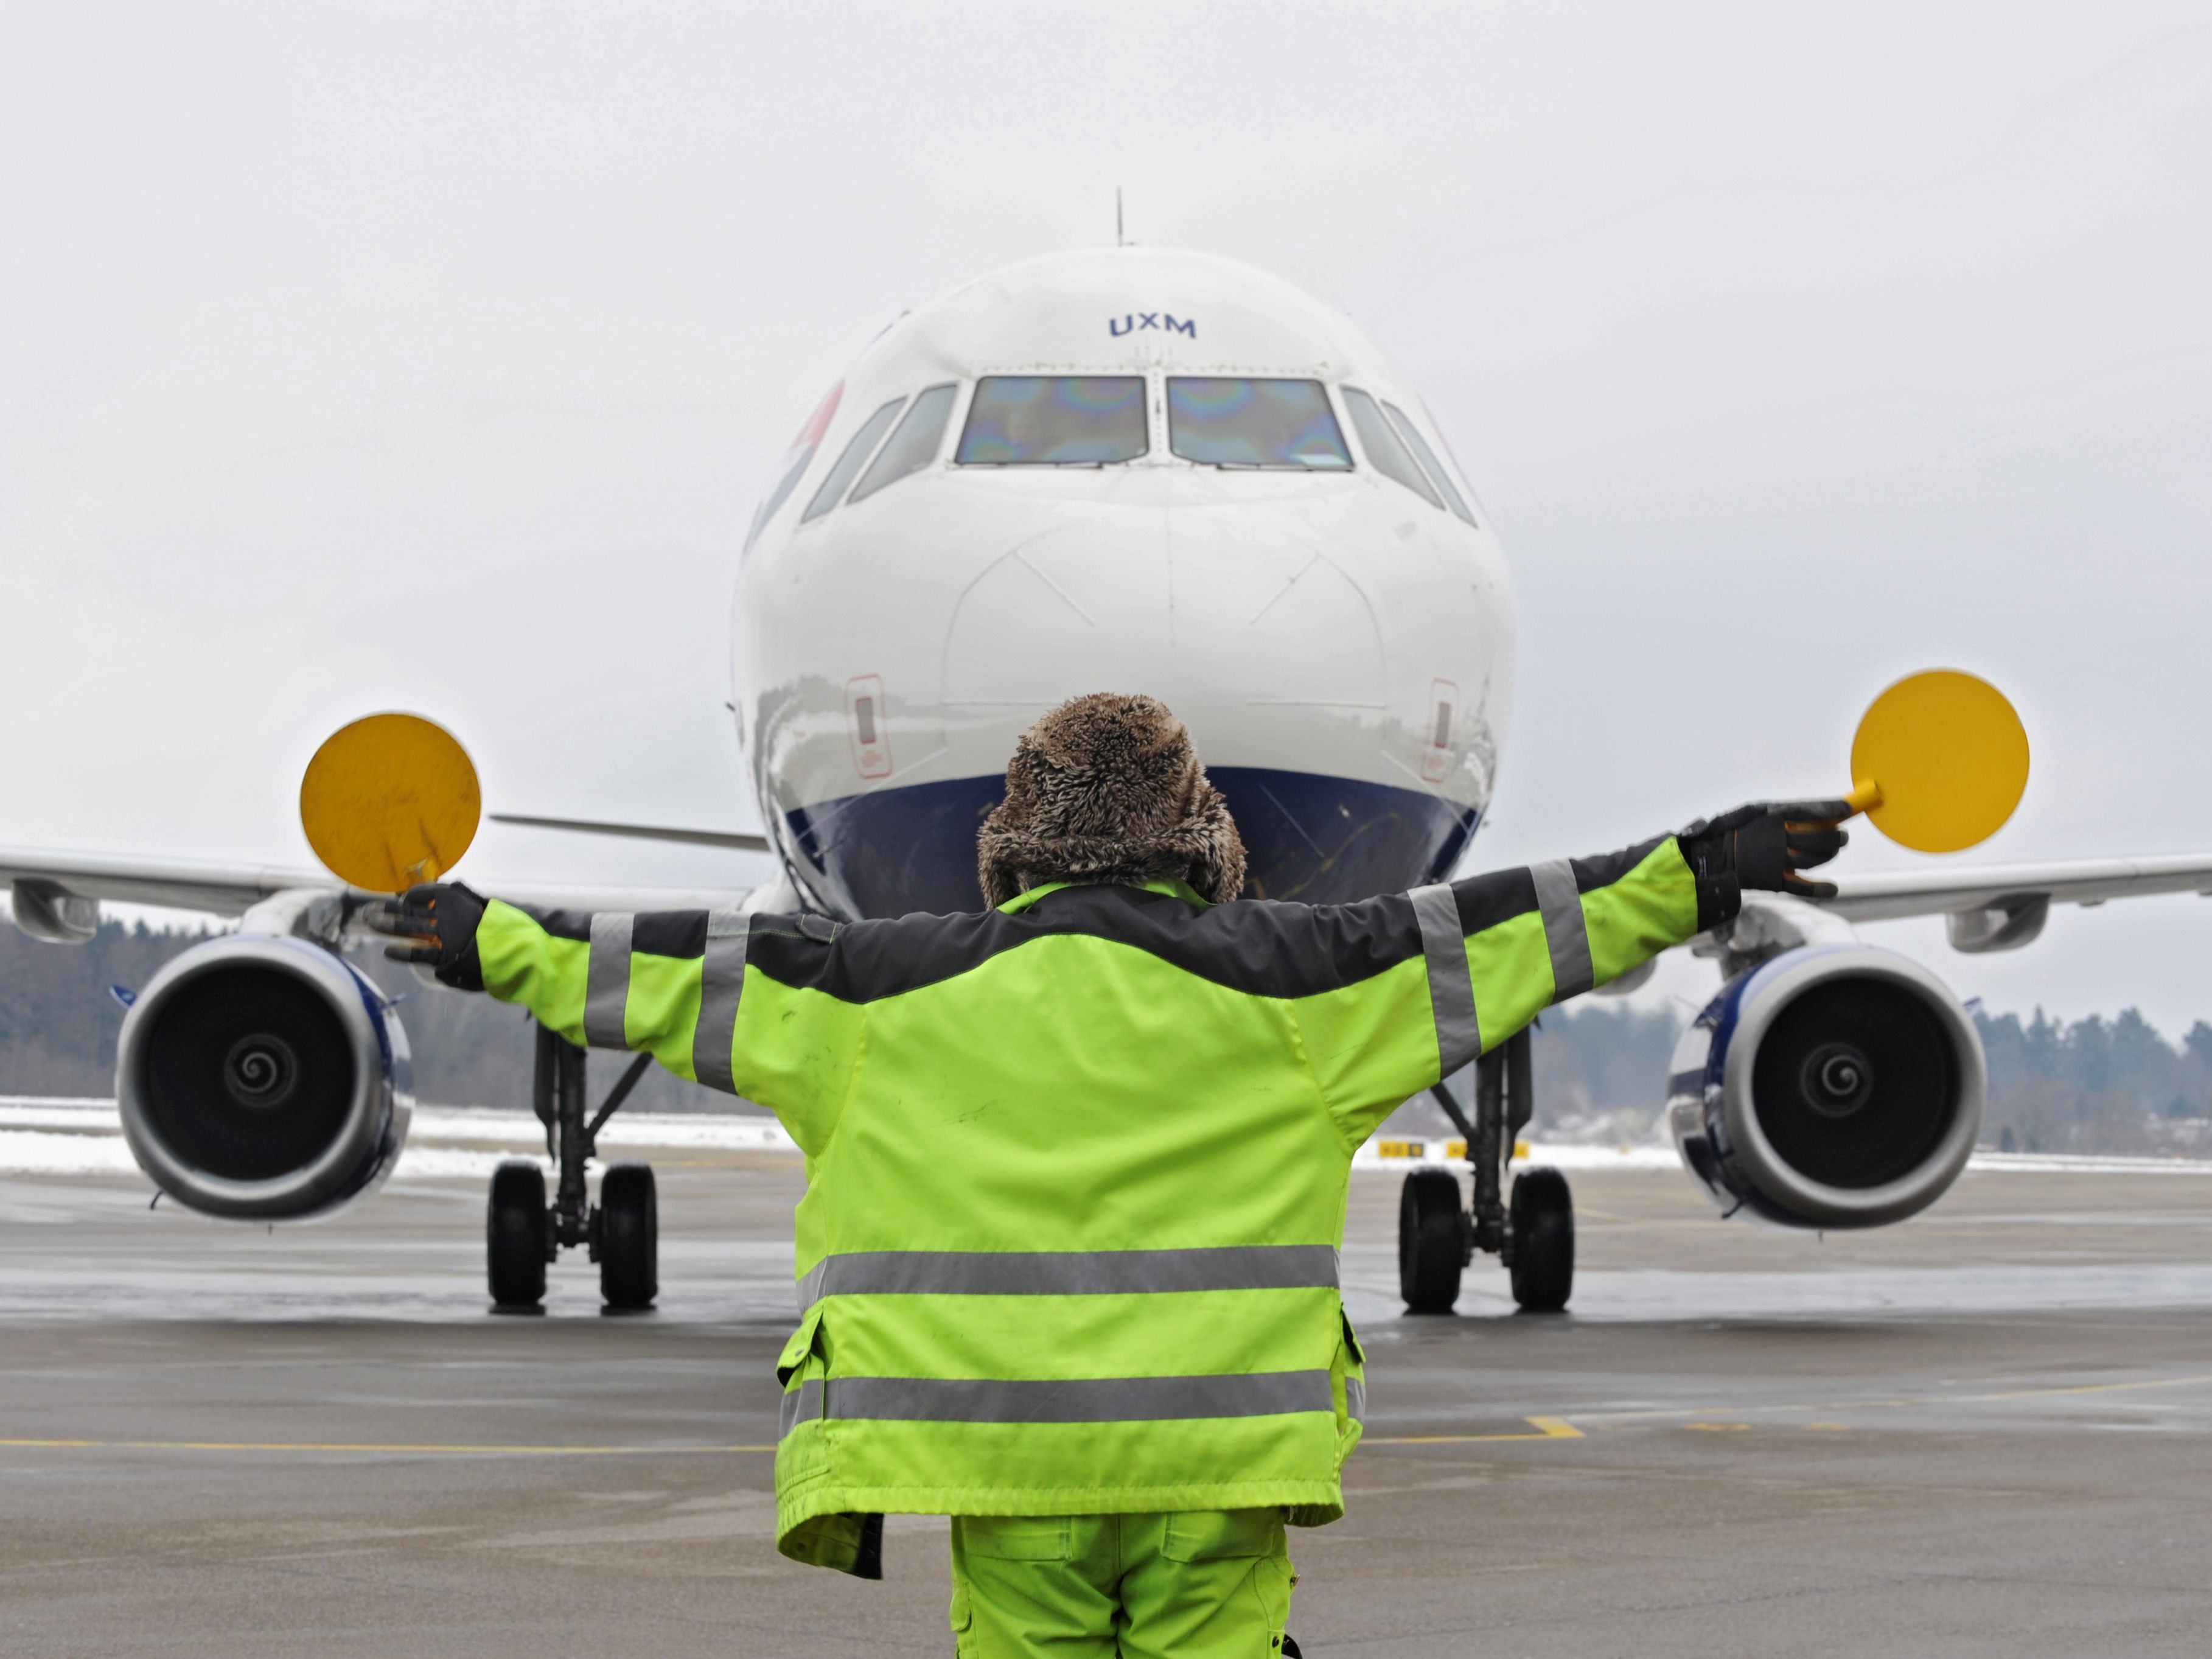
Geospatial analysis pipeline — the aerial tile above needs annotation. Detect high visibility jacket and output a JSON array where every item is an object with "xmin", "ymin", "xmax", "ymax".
[{"xmin": 473, "ymin": 833, "xmax": 1721, "ymax": 1576}]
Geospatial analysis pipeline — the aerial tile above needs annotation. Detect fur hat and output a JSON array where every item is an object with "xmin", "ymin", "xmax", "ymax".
[{"xmin": 978, "ymin": 694, "xmax": 1247, "ymax": 907}]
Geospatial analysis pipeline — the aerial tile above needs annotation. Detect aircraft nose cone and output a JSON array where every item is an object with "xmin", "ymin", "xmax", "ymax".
[{"xmin": 941, "ymin": 511, "xmax": 1385, "ymax": 711}]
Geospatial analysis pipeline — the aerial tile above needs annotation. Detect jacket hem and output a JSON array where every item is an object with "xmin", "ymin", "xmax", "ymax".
[{"xmin": 776, "ymin": 1476, "xmax": 1345, "ymax": 1565}]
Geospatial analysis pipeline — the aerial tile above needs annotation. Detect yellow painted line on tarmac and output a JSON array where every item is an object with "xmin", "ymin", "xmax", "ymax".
[
  {"xmin": 1367, "ymin": 1415, "xmax": 1583, "ymax": 1445},
  {"xmin": 1359, "ymin": 1372, "xmax": 2212, "ymax": 1448},
  {"xmin": 1964, "ymin": 1372, "xmax": 2212, "ymax": 1403},
  {"xmin": 0, "ymin": 1438, "xmax": 777, "ymax": 1455}
]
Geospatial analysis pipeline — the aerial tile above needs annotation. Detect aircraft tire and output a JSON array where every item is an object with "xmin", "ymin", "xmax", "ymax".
[
  {"xmin": 487, "ymin": 1161, "xmax": 549, "ymax": 1309},
  {"xmin": 598, "ymin": 1161, "xmax": 659, "ymax": 1311},
  {"xmin": 1398, "ymin": 1168, "xmax": 1465, "ymax": 1314},
  {"xmin": 1508, "ymin": 1167, "xmax": 1574, "ymax": 1313}
]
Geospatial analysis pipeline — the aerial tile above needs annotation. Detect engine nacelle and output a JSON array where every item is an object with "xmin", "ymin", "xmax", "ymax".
[
  {"xmin": 117, "ymin": 935, "xmax": 412, "ymax": 1221},
  {"xmin": 1667, "ymin": 945, "xmax": 1983, "ymax": 1229}
]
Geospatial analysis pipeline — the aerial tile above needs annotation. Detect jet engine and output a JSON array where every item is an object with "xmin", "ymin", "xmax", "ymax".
[
  {"xmin": 1667, "ymin": 944, "xmax": 1983, "ymax": 1229},
  {"xmin": 116, "ymin": 935, "xmax": 412, "ymax": 1221}
]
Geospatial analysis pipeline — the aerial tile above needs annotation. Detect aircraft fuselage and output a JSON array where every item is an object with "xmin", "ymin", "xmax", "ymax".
[{"xmin": 734, "ymin": 247, "xmax": 1515, "ymax": 917}]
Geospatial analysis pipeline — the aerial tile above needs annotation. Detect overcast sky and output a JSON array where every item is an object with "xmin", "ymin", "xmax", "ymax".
[{"xmin": 4, "ymin": 2, "xmax": 2210, "ymax": 1030}]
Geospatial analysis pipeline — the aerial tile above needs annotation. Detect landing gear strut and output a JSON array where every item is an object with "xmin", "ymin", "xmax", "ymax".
[
  {"xmin": 487, "ymin": 1025, "xmax": 658, "ymax": 1312},
  {"xmin": 1395, "ymin": 1027, "xmax": 1574, "ymax": 1314}
]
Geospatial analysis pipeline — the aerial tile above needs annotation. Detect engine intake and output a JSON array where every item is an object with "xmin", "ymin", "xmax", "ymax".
[
  {"xmin": 1667, "ymin": 945, "xmax": 1983, "ymax": 1229},
  {"xmin": 117, "ymin": 936, "xmax": 412, "ymax": 1220}
]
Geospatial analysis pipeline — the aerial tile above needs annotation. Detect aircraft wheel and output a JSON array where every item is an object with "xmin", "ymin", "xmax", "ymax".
[
  {"xmin": 1398, "ymin": 1168, "xmax": 1465, "ymax": 1314},
  {"xmin": 598, "ymin": 1161, "xmax": 659, "ymax": 1311},
  {"xmin": 1509, "ymin": 1167, "xmax": 1574, "ymax": 1313},
  {"xmin": 487, "ymin": 1161, "xmax": 548, "ymax": 1309}
]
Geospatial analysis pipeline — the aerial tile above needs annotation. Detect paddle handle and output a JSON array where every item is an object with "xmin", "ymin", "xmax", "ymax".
[{"xmin": 1843, "ymin": 778, "xmax": 1884, "ymax": 816}]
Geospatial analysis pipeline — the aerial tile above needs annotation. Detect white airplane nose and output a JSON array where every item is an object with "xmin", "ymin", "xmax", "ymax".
[{"xmin": 941, "ymin": 508, "xmax": 1386, "ymax": 716}]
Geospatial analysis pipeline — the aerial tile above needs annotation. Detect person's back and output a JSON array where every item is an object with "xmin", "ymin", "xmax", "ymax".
[
  {"xmin": 769, "ymin": 878, "xmax": 1385, "ymax": 1570},
  {"xmin": 374, "ymin": 692, "xmax": 1844, "ymax": 1655}
]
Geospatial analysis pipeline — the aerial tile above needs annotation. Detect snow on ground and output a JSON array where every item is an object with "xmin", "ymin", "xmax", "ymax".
[
  {"xmin": 8, "ymin": 1097, "xmax": 2212, "ymax": 1179},
  {"xmin": 0, "ymin": 1128, "xmax": 141, "ymax": 1175}
]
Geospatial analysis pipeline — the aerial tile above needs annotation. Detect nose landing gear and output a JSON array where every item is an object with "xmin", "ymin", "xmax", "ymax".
[
  {"xmin": 487, "ymin": 1025, "xmax": 659, "ymax": 1313},
  {"xmin": 1395, "ymin": 1027, "xmax": 1575, "ymax": 1314}
]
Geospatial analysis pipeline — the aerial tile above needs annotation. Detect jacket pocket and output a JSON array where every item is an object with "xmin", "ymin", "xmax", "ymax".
[
  {"xmin": 775, "ymin": 1305, "xmax": 831, "ymax": 1482},
  {"xmin": 776, "ymin": 1304, "xmax": 826, "ymax": 1388},
  {"xmin": 949, "ymin": 1580, "xmax": 979, "ymax": 1659},
  {"xmin": 963, "ymin": 1515, "xmax": 1075, "ymax": 1562},
  {"xmin": 1339, "ymin": 1310, "xmax": 1366, "ymax": 1367},
  {"xmin": 949, "ymin": 1580, "xmax": 974, "ymax": 1647},
  {"xmin": 1162, "ymin": 1509, "xmax": 1285, "ymax": 1563},
  {"xmin": 1335, "ymin": 1310, "xmax": 1367, "ymax": 1433}
]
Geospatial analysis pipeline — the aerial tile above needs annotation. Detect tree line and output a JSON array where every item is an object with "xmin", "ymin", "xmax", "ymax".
[
  {"xmin": 0, "ymin": 917, "xmax": 736, "ymax": 1112},
  {"xmin": 1522, "ymin": 1000, "xmax": 2212, "ymax": 1154}
]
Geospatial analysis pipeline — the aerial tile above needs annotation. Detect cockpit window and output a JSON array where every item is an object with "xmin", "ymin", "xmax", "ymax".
[
  {"xmin": 1384, "ymin": 401, "xmax": 1477, "ymax": 526},
  {"xmin": 956, "ymin": 376, "xmax": 1148, "ymax": 464},
  {"xmin": 802, "ymin": 397, "xmax": 905, "ymax": 523},
  {"xmin": 850, "ymin": 383, "xmax": 958, "ymax": 504},
  {"xmin": 1166, "ymin": 378, "xmax": 1352, "ymax": 469},
  {"xmin": 1339, "ymin": 386, "xmax": 1443, "ymax": 511},
  {"xmin": 746, "ymin": 379, "xmax": 842, "ymax": 549}
]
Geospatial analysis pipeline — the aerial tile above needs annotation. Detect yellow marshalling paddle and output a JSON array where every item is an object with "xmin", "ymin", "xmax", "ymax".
[
  {"xmin": 1842, "ymin": 669, "xmax": 2029, "ymax": 852},
  {"xmin": 299, "ymin": 713, "xmax": 482, "ymax": 892}
]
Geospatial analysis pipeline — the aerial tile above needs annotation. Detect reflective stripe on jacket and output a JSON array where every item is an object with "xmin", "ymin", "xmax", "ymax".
[{"xmin": 473, "ymin": 833, "xmax": 1718, "ymax": 1575}]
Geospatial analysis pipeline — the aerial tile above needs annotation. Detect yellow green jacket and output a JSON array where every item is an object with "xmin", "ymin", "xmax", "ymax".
[{"xmin": 474, "ymin": 833, "xmax": 1719, "ymax": 1576}]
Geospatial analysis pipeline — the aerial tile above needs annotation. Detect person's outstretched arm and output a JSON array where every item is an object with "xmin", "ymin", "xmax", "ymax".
[
  {"xmin": 367, "ymin": 890, "xmax": 861, "ymax": 1155},
  {"xmin": 1297, "ymin": 801, "xmax": 1848, "ymax": 1148}
]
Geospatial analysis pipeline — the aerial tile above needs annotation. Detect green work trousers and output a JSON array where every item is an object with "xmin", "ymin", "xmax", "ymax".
[{"xmin": 949, "ymin": 1509, "xmax": 1295, "ymax": 1658}]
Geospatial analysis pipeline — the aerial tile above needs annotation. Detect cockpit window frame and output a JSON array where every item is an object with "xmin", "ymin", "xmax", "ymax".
[
  {"xmin": 848, "ymin": 382, "xmax": 960, "ymax": 506},
  {"xmin": 1383, "ymin": 400, "xmax": 1478, "ymax": 527},
  {"xmin": 954, "ymin": 374, "xmax": 1152, "ymax": 467},
  {"xmin": 1164, "ymin": 375, "xmax": 1355, "ymax": 472},
  {"xmin": 801, "ymin": 396, "xmax": 907, "ymax": 525},
  {"xmin": 1339, "ymin": 385, "xmax": 1444, "ymax": 512}
]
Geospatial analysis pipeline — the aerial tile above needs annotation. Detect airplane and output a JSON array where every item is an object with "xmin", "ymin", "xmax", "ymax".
[{"xmin": 7, "ymin": 244, "xmax": 2212, "ymax": 1315}]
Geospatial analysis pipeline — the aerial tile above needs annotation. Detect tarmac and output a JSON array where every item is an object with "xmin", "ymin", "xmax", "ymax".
[{"xmin": 4, "ymin": 1121, "xmax": 2212, "ymax": 1657}]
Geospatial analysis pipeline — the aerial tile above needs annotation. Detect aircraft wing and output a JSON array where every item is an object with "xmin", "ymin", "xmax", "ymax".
[
  {"xmin": 468, "ymin": 878, "xmax": 754, "ymax": 914},
  {"xmin": 1822, "ymin": 854, "xmax": 2212, "ymax": 928},
  {"xmin": 489, "ymin": 812, "xmax": 770, "ymax": 853},
  {"xmin": 0, "ymin": 847, "xmax": 321, "ymax": 917},
  {"xmin": 0, "ymin": 845, "xmax": 753, "ymax": 934}
]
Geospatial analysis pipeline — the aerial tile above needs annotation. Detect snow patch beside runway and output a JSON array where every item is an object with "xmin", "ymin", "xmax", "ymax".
[
  {"xmin": 0, "ymin": 1128, "xmax": 141, "ymax": 1175},
  {"xmin": 0, "ymin": 1098, "xmax": 798, "ymax": 1180},
  {"xmin": 1353, "ymin": 1139, "xmax": 1683, "ymax": 1172},
  {"xmin": 0, "ymin": 1123, "xmax": 543, "ymax": 1181},
  {"xmin": 8, "ymin": 1097, "xmax": 2212, "ymax": 1179}
]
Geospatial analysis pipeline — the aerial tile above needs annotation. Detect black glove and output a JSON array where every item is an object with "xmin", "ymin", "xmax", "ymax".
[
  {"xmin": 363, "ymin": 882, "xmax": 487, "ymax": 992},
  {"xmin": 1679, "ymin": 800, "xmax": 1852, "ymax": 915}
]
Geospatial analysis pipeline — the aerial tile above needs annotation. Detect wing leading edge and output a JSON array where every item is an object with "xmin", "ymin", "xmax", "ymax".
[
  {"xmin": 1816, "ymin": 853, "xmax": 2212, "ymax": 953},
  {"xmin": 0, "ymin": 845, "xmax": 753, "ymax": 935},
  {"xmin": 1823, "ymin": 854, "xmax": 2212, "ymax": 923}
]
